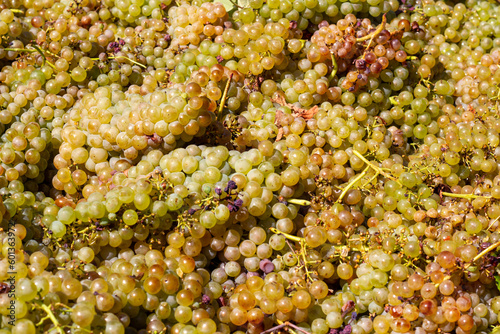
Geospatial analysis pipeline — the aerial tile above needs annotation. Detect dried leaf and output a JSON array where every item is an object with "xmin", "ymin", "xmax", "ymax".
[
  {"xmin": 272, "ymin": 93, "xmax": 287, "ymax": 106},
  {"xmin": 274, "ymin": 109, "xmax": 285, "ymax": 126},
  {"xmin": 271, "ymin": 93, "xmax": 319, "ymax": 140},
  {"xmin": 271, "ymin": 92, "xmax": 319, "ymax": 120},
  {"xmin": 296, "ymin": 105, "xmax": 319, "ymax": 119},
  {"xmin": 341, "ymin": 300, "xmax": 356, "ymax": 317},
  {"xmin": 274, "ymin": 107, "xmax": 285, "ymax": 141},
  {"xmin": 276, "ymin": 127, "xmax": 284, "ymax": 141},
  {"xmin": 244, "ymin": 76, "xmax": 264, "ymax": 92}
]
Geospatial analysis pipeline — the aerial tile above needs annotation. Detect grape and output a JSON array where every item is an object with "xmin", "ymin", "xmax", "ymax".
[
  {"xmin": 50, "ymin": 221, "xmax": 66, "ymax": 238},
  {"xmin": 71, "ymin": 304, "xmax": 95, "ymax": 327}
]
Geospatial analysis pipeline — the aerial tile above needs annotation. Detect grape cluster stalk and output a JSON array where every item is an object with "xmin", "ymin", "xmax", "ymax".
[{"xmin": 4, "ymin": 0, "xmax": 500, "ymax": 334}]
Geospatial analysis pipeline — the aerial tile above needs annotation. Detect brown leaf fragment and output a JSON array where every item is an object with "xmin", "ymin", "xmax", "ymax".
[
  {"xmin": 271, "ymin": 93, "xmax": 288, "ymax": 107},
  {"xmin": 274, "ymin": 109, "xmax": 286, "ymax": 126},
  {"xmin": 295, "ymin": 105, "xmax": 319, "ymax": 119},
  {"xmin": 276, "ymin": 128, "xmax": 284, "ymax": 141},
  {"xmin": 272, "ymin": 92, "xmax": 319, "ymax": 119},
  {"xmin": 274, "ymin": 108, "xmax": 286, "ymax": 141},
  {"xmin": 341, "ymin": 300, "xmax": 356, "ymax": 317},
  {"xmin": 271, "ymin": 92, "xmax": 319, "ymax": 139}
]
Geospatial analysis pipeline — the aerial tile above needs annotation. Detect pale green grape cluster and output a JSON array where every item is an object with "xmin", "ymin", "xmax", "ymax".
[{"xmin": 3, "ymin": 0, "xmax": 500, "ymax": 334}]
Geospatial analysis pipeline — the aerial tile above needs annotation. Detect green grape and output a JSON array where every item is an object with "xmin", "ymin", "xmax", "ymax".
[
  {"xmin": 134, "ymin": 192, "xmax": 151, "ymax": 211},
  {"xmin": 57, "ymin": 206, "xmax": 75, "ymax": 224},
  {"xmin": 50, "ymin": 221, "xmax": 66, "ymax": 238},
  {"xmin": 122, "ymin": 209, "xmax": 139, "ymax": 226}
]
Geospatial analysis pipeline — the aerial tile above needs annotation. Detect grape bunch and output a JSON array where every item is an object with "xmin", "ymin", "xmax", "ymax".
[{"xmin": 4, "ymin": 0, "xmax": 500, "ymax": 334}]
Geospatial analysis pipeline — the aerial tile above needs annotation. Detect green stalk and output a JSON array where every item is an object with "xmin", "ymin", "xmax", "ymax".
[
  {"xmin": 90, "ymin": 55, "xmax": 147, "ymax": 68},
  {"xmin": 39, "ymin": 304, "xmax": 64, "ymax": 334},
  {"xmin": 357, "ymin": 14, "xmax": 387, "ymax": 42},
  {"xmin": 109, "ymin": 56, "xmax": 146, "ymax": 68},
  {"xmin": 4, "ymin": 48, "xmax": 36, "ymax": 52},
  {"xmin": 270, "ymin": 227, "xmax": 304, "ymax": 243},
  {"xmin": 287, "ymin": 199, "xmax": 311, "ymax": 206},
  {"xmin": 440, "ymin": 192, "xmax": 492, "ymax": 199},
  {"xmin": 473, "ymin": 240, "xmax": 500, "ymax": 263},
  {"xmin": 337, "ymin": 166, "xmax": 369, "ymax": 203},
  {"xmin": 352, "ymin": 150, "xmax": 403, "ymax": 186},
  {"xmin": 218, "ymin": 73, "xmax": 233, "ymax": 120},
  {"xmin": 463, "ymin": 239, "xmax": 500, "ymax": 271},
  {"xmin": 329, "ymin": 52, "xmax": 338, "ymax": 81},
  {"xmin": 4, "ymin": 46, "xmax": 56, "ymax": 68}
]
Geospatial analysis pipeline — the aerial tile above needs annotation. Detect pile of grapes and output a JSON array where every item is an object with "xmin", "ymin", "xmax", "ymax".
[{"xmin": 5, "ymin": 0, "xmax": 500, "ymax": 333}]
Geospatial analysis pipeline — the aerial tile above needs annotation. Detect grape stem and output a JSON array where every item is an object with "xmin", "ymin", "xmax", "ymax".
[
  {"xmin": 357, "ymin": 14, "xmax": 386, "ymax": 42},
  {"xmin": 228, "ymin": 0, "xmax": 243, "ymax": 8},
  {"xmin": 358, "ymin": 14, "xmax": 387, "ymax": 58},
  {"xmin": 218, "ymin": 72, "xmax": 234, "ymax": 119},
  {"xmin": 464, "ymin": 239, "xmax": 500, "ymax": 270},
  {"xmin": 90, "ymin": 55, "xmax": 147, "ymax": 68},
  {"xmin": 337, "ymin": 166, "xmax": 370, "ymax": 203},
  {"xmin": 270, "ymin": 227, "xmax": 303, "ymax": 243},
  {"xmin": 287, "ymin": 198, "xmax": 311, "ymax": 206},
  {"xmin": 261, "ymin": 321, "xmax": 312, "ymax": 334},
  {"xmin": 440, "ymin": 191, "xmax": 492, "ymax": 200},
  {"xmin": 420, "ymin": 77, "xmax": 434, "ymax": 89},
  {"xmin": 4, "ymin": 46, "xmax": 56, "ymax": 68},
  {"xmin": 36, "ymin": 303, "xmax": 65, "ymax": 334},
  {"xmin": 270, "ymin": 227, "xmax": 316, "ymax": 281},
  {"xmin": 329, "ymin": 52, "xmax": 338, "ymax": 81},
  {"xmin": 352, "ymin": 150, "xmax": 403, "ymax": 186},
  {"xmin": 109, "ymin": 55, "xmax": 146, "ymax": 68},
  {"xmin": 436, "ymin": 239, "xmax": 500, "ymax": 286},
  {"xmin": 434, "ymin": 240, "xmax": 500, "ymax": 288},
  {"xmin": 4, "ymin": 48, "xmax": 36, "ymax": 52},
  {"xmin": 488, "ymin": 215, "xmax": 500, "ymax": 231},
  {"xmin": 361, "ymin": 170, "xmax": 380, "ymax": 188},
  {"xmin": 389, "ymin": 96, "xmax": 399, "ymax": 105}
]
